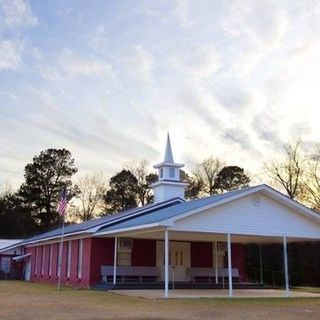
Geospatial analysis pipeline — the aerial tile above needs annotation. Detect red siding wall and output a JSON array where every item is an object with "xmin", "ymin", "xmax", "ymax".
[
  {"xmin": 89, "ymin": 238, "xmax": 114, "ymax": 286},
  {"xmin": 231, "ymin": 243, "xmax": 246, "ymax": 280},
  {"xmin": 26, "ymin": 238, "xmax": 93, "ymax": 288},
  {"xmin": 191, "ymin": 242, "xmax": 213, "ymax": 268},
  {"xmin": 132, "ymin": 239, "xmax": 156, "ymax": 267}
]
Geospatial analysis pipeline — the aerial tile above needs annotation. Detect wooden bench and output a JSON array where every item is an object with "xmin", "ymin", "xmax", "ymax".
[
  {"xmin": 101, "ymin": 265, "xmax": 159, "ymax": 283},
  {"xmin": 187, "ymin": 267, "xmax": 241, "ymax": 283}
]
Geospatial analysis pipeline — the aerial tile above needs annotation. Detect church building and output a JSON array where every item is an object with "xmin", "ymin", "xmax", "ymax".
[{"xmin": 1, "ymin": 135, "xmax": 320, "ymax": 297}]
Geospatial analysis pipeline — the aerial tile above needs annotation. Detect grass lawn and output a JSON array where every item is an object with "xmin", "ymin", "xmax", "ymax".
[{"xmin": 0, "ymin": 281, "xmax": 320, "ymax": 320}]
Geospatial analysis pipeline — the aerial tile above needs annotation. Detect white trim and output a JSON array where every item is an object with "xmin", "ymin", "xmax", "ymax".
[
  {"xmin": 150, "ymin": 181, "xmax": 189, "ymax": 187},
  {"xmin": 164, "ymin": 229, "xmax": 169, "ymax": 298},
  {"xmin": 95, "ymin": 223, "xmax": 163, "ymax": 237},
  {"xmin": 113, "ymin": 237, "xmax": 117, "ymax": 285},
  {"xmin": 67, "ymin": 241, "xmax": 72, "ymax": 278},
  {"xmin": 227, "ymin": 233, "xmax": 233, "ymax": 297},
  {"xmin": 12, "ymin": 253, "xmax": 32, "ymax": 261},
  {"xmin": 77, "ymin": 239, "xmax": 83, "ymax": 279},
  {"xmin": 41, "ymin": 245, "xmax": 45, "ymax": 276},
  {"xmin": 34, "ymin": 246, "xmax": 38, "ymax": 275},
  {"xmin": 48, "ymin": 244, "xmax": 53, "ymax": 276}
]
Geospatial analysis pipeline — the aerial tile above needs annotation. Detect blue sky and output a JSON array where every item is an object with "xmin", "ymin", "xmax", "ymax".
[{"xmin": 1, "ymin": 0, "xmax": 320, "ymax": 187}]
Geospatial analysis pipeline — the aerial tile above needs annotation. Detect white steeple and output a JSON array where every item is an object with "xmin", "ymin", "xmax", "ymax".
[
  {"xmin": 151, "ymin": 134, "xmax": 188, "ymax": 203},
  {"xmin": 164, "ymin": 133, "xmax": 174, "ymax": 163}
]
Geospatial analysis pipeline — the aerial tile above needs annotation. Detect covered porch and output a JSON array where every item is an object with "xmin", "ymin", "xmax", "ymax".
[{"xmin": 94, "ymin": 227, "xmax": 311, "ymax": 298}]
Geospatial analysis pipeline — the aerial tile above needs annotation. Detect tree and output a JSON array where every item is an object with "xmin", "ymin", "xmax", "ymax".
[
  {"xmin": 303, "ymin": 146, "xmax": 320, "ymax": 212},
  {"xmin": 180, "ymin": 170, "xmax": 204, "ymax": 199},
  {"xmin": 192, "ymin": 157, "xmax": 224, "ymax": 196},
  {"xmin": 18, "ymin": 148, "xmax": 78, "ymax": 230},
  {"xmin": 214, "ymin": 166, "xmax": 250, "ymax": 192},
  {"xmin": 0, "ymin": 193, "xmax": 38, "ymax": 238},
  {"xmin": 103, "ymin": 169, "xmax": 138, "ymax": 214},
  {"xmin": 265, "ymin": 142, "xmax": 305, "ymax": 199},
  {"xmin": 126, "ymin": 160, "xmax": 158, "ymax": 206},
  {"xmin": 72, "ymin": 173, "xmax": 107, "ymax": 222}
]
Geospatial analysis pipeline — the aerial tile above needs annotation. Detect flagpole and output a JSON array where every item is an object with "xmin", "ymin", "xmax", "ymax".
[
  {"xmin": 57, "ymin": 187, "xmax": 67, "ymax": 291},
  {"xmin": 57, "ymin": 214, "xmax": 65, "ymax": 291}
]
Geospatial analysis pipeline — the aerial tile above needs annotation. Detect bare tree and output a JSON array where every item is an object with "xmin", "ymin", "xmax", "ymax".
[
  {"xmin": 265, "ymin": 142, "xmax": 305, "ymax": 199},
  {"xmin": 193, "ymin": 157, "xmax": 224, "ymax": 196},
  {"xmin": 0, "ymin": 180, "xmax": 13, "ymax": 197},
  {"xmin": 126, "ymin": 160, "xmax": 157, "ymax": 206},
  {"xmin": 303, "ymin": 145, "xmax": 320, "ymax": 212},
  {"xmin": 73, "ymin": 173, "xmax": 107, "ymax": 222}
]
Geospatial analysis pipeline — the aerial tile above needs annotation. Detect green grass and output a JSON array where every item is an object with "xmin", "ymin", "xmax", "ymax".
[{"xmin": 0, "ymin": 281, "xmax": 319, "ymax": 320}]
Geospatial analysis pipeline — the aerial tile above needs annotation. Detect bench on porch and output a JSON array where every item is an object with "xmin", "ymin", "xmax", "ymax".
[
  {"xmin": 101, "ymin": 265, "xmax": 159, "ymax": 283},
  {"xmin": 187, "ymin": 267, "xmax": 241, "ymax": 283}
]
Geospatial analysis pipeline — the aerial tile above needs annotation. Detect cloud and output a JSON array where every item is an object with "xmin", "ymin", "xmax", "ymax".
[
  {"xmin": 53, "ymin": 49, "xmax": 112, "ymax": 78},
  {"xmin": 0, "ymin": 0, "xmax": 37, "ymax": 29},
  {"xmin": 125, "ymin": 45, "xmax": 154, "ymax": 83},
  {"xmin": 170, "ymin": 44, "xmax": 220, "ymax": 82},
  {"xmin": 0, "ymin": 39, "xmax": 23, "ymax": 70}
]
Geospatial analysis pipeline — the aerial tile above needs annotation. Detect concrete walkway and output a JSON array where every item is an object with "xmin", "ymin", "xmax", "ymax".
[{"xmin": 111, "ymin": 289, "xmax": 320, "ymax": 299}]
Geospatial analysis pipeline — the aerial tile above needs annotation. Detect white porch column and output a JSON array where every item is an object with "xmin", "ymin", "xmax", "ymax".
[
  {"xmin": 113, "ymin": 236, "xmax": 118, "ymax": 285},
  {"xmin": 283, "ymin": 236, "xmax": 289, "ymax": 297},
  {"xmin": 227, "ymin": 233, "xmax": 233, "ymax": 297},
  {"xmin": 214, "ymin": 241, "xmax": 218, "ymax": 284},
  {"xmin": 164, "ymin": 229, "xmax": 169, "ymax": 298}
]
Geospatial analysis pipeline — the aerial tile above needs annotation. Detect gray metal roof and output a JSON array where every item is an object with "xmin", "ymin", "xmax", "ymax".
[
  {"xmin": 2, "ymin": 184, "xmax": 317, "ymax": 253},
  {"xmin": 19, "ymin": 197, "xmax": 184, "ymax": 245},
  {"xmin": 97, "ymin": 186, "xmax": 259, "ymax": 233}
]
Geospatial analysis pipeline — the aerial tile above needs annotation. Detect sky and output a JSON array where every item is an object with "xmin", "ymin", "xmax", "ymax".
[{"xmin": 1, "ymin": 0, "xmax": 320, "ymax": 188}]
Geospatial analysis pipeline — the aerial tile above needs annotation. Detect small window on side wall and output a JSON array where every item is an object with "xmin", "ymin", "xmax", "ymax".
[{"xmin": 160, "ymin": 168, "xmax": 163, "ymax": 178}]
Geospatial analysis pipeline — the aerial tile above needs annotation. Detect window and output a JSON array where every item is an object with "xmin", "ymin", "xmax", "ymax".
[
  {"xmin": 160, "ymin": 168, "xmax": 163, "ymax": 178},
  {"xmin": 77, "ymin": 239, "xmax": 83, "ymax": 279},
  {"xmin": 48, "ymin": 244, "xmax": 52, "ymax": 276},
  {"xmin": 0, "ymin": 257, "xmax": 11, "ymax": 274},
  {"xmin": 117, "ymin": 238, "xmax": 132, "ymax": 266},
  {"xmin": 67, "ymin": 241, "xmax": 72, "ymax": 278},
  {"xmin": 169, "ymin": 168, "xmax": 175, "ymax": 178}
]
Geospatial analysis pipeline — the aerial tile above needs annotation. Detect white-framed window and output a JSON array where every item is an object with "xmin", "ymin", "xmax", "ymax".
[
  {"xmin": 48, "ymin": 244, "xmax": 53, "ymax": 276},
  {"xmin": 77, "ymin": 239, "xmax": 83, "ymax": 279},
  {"xmin": 160, "ymin": 168, "xmax": 163, "ymax": 178},
  {"xmin": 67, "ymin": 241, "xmax": 72, "ymax": 278},
  {"xmin": 41, "ymin": 246, "xmax": 45, "ymax": 276}
]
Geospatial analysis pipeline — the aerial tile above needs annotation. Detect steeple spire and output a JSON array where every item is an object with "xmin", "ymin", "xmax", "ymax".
[
  {"xmin": 151, "ymin": 134, "xmax": 188, "ymax": 202},
  {"xmin": 164, "ymin": 132, "xmax": 174, "ymax": 163}
]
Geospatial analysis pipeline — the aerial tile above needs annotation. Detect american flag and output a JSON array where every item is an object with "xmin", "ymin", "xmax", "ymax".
[{"xmin": 58, "ymin": 188, "xmax": 68, "ymax": 216}]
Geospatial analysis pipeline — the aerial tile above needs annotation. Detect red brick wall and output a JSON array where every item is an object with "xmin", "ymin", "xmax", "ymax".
[
  {"xmin": 191, "ymin": 242, "xmax": 213, "ymax": 268},
  {"xmin": 132, "ymin": 239, "xmax": 156, "ymax": 267}
]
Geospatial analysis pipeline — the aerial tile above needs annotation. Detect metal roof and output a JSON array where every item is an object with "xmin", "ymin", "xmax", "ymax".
[
  {"xmin": 17, "ymin": 197, "xmax": 185, "ymax": 245},
  {"xmin": 0, "ymin": 239, "xmax": 23, "ymax": 250}
]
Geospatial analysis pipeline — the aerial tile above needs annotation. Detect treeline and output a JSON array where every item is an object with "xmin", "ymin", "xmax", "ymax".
[{"xmin": 0, "ymin": 141, "xmax": 319, "ymax": 238}]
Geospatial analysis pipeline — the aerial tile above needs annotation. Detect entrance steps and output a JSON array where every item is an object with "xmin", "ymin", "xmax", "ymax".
[{"xmin": 93, "ymin": 281, "xmax": 270, "ymax": 291}]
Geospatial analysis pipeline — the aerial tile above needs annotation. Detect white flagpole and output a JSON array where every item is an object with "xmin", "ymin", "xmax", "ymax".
[{"xmin": 57, "ymin": 214, "xmax": 65, "ymax": 291}]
